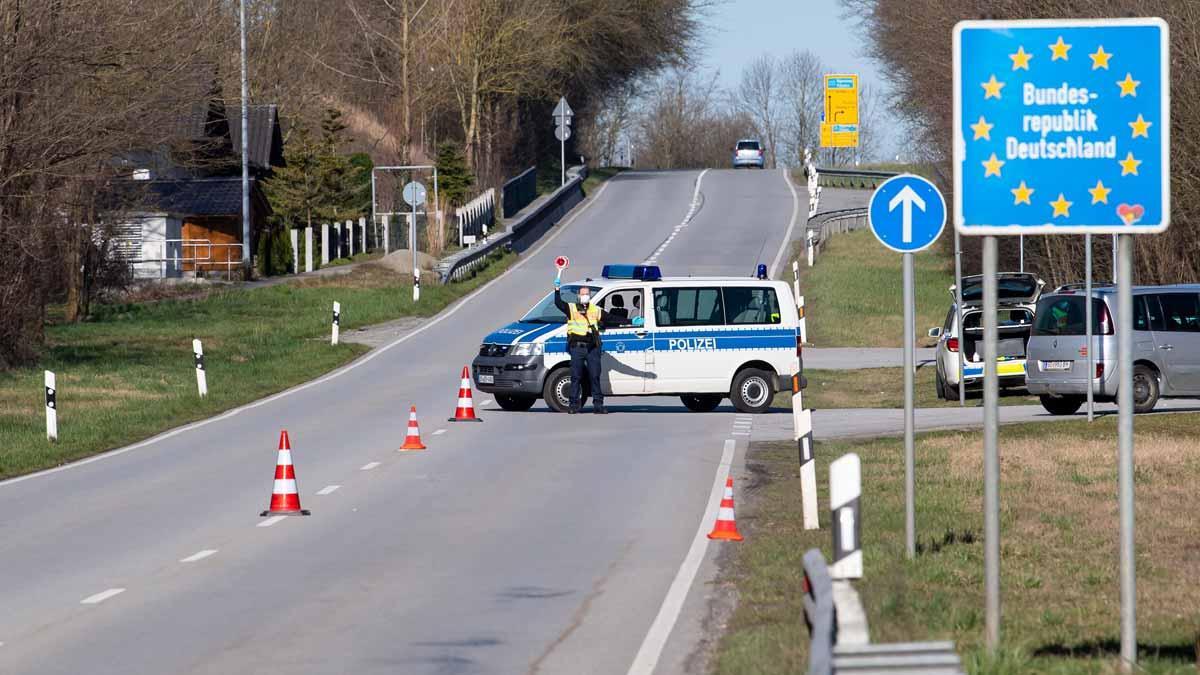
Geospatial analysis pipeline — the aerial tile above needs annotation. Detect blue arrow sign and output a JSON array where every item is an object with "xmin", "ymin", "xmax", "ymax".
[
  {"xmin": 868, "ymin": 174, "xmax": 947, "ymax": 253},
  {"xmin": 953, "ymin": 18, "xmax": 1169, "ymax": 234}
]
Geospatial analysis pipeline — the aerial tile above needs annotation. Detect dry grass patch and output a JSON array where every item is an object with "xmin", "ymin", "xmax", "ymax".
[{"xmin": 714, "ymin": 414, "xmax": 1200, "ymax": 675}]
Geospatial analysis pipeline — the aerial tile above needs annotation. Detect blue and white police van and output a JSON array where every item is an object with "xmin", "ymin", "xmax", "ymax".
[{"xmin": 471, "ymin": 264, "xmax": 804, "ymax": 413}]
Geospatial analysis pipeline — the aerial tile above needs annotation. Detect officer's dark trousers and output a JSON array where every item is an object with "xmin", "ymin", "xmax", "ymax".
[{"xmin": 568, "ymin": 342, "xmax": 603, "ymax": 410}]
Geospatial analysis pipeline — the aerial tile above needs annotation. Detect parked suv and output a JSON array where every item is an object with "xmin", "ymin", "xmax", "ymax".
[
  {"xmin": 1026, "ymin": 284, "xmax": 1200, "ymax": 414},
  {"xmin": 732, "ymin": 139, "xmax": 765, "ymax": 169},
  {"xmin": 928, "ymin": 273, "xmax": 1043, "ymax": 400}
]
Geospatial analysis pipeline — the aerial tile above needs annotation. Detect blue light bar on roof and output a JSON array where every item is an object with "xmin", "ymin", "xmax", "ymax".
[{"xmin": 601, "ymin": 264, "xmax": 662, "ymax": 281}]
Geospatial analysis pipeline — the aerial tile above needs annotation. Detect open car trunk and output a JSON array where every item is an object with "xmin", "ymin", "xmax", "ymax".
[{"xmin": 961, "ymin": 308, "xmax": 1034, "ymax": 363}]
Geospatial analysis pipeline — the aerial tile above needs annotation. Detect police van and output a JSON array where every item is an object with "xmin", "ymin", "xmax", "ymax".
[{"xmin": 471, "ymin": 264, "xmax": 804, "ymax": 413}]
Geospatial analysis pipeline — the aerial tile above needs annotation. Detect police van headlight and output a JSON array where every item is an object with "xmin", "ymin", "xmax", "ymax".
[{"xmin": 510, "ymin": 343, "xmax": 543, "ymax": 357}]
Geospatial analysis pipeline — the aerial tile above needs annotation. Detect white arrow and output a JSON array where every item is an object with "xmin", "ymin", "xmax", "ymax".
[{"xmin": 888, "ymin": 185, "xmax": 926, "ymax": 244}]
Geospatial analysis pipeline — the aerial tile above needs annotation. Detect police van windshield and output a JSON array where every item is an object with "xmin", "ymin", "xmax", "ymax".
[{"xmin": 521, "ymin": 286, "xmax": 583, "ymax": 323}]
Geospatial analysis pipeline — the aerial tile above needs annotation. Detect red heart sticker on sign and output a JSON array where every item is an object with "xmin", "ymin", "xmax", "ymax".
[
  {"xmin": 555, "ymin": 256, "xmax": 569, "ymax": 270},
  {"xmin": 1116, "ymin": 203, "xmax": 1144, "ymax": 226}
]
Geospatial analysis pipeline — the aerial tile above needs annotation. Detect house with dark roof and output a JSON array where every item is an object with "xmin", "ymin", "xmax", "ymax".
[{"xmin": 114, "ymin": 103, "xmax": 284, "ymax": 279}]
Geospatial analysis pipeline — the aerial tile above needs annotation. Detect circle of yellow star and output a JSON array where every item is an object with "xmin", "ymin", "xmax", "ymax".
[
  {"xmin": 970, "ymin": 116, "xmax": 994, "ymax": 141},
  {"xmin": 981, "ymin": 74, "xmax": 1005, "ymax": 100},
  {"xmin": 1050, "ymin": 193, "xmax": 1073, "ymax": 218},
  {"xmin": 982, "ymin": 153, "xmax": 1005, "ymax": 178},
  {"xmin": 1049, "ymin": 36, "xmax": 1072, "ymax": 61},
  {"xmin": 1088, "ymin": 180, "xmax": 1111, "ymax": 204},
  {"xmin": 1119, "ymin": 152, "xmax": 1142, "ymax": 176},
  {"xmin": 1117, "ymin": 73, "xmax": 1140, "ymax": 97},
  {"xmin": 1089, "ymin": 45, "xmax": 1112, "ymax": 70},
  {"xmin": 1009, "ymin": 46, "xmax": 1033, "ymax": 71},
  {"xmin": 1129, "ymin": 114, "xmax": 1152, "ymax": 138},
  {"xmin": 1011, "ymin": 181, "xmax": 1034, "ymax": 205}
]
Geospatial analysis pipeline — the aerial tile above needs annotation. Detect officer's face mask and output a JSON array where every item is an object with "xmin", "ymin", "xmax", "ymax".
[{"xmin": 578, "ymin": 293, "xmax": 591, "ymax": 305}]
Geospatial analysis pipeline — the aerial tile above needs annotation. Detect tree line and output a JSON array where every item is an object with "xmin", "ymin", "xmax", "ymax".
[
  {"xmin": 0, "ymin": 0, "xmax": 705, "ymax": 368},
  {"xmin": 842, "ymin": 0, "xmax": 1200, "ymax": 285}
]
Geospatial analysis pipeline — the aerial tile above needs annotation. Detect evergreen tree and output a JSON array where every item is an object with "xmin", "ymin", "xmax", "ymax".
[
  {"xmin": 263, "ymin": 125, "xmax": 323, "ymax": 231},
  {"xmin": 317, "ymin": 109, "xmax": 369, "ymax": 222},
  {"xmin": 435, "ymin": 141, "xmax": 473, "ymax": 208}
]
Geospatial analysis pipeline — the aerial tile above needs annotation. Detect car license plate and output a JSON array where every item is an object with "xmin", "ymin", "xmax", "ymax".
[
  {"xmin": 478, "ymin": 374, "xmax": 495, "ymax": 384},
  {"xmin": 1042, "ymin": 361, "xmax": 1071, "ymax": 371}
]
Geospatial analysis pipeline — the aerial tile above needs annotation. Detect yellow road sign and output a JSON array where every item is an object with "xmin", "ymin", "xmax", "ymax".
[
  {"xmin": 822, "ymin": 74, "xmax": 859, "ymax": 147},
  {"xmin": 821, "ymin": 122, "xmax": 858, "ymax": 148}
]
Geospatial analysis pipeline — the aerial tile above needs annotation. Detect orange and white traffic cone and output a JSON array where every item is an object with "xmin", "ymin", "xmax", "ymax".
[
  {"xmin": 448, "ymin": 366, "xmax": 483, "ymax": 422},
  {"xmin": 399, "ymin": 405, "xmax": 427, "ymax": 451},
  {"xmin": 707, "ymin": 477, "xmax": 743, "ymax": 541},
  {"xmin": 261, "ymin": 430, "xmax": 310, "ymax": 516}
]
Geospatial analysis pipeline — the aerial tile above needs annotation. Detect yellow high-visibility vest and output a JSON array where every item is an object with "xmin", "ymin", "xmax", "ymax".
[{"xmin": 567, "ymin": 303, "xmax": 601, "ymax": 337}]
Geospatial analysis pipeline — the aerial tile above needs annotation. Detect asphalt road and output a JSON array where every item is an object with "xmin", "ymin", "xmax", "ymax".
[{"xmin": 0, "ymin": 168, "xmax": 806, "ymax": 675}]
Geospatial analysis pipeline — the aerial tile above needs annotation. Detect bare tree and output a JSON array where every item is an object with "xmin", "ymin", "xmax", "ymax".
[
  {"xmin": 736, "ymin": 54, "xmax": 782, "ymax": 168},
  {"xmin": 778, "ymin": 50, "xmax": 826, "ymax": 166}
]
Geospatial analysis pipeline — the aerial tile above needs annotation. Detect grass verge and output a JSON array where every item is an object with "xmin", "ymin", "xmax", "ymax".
[
  {"xmin": 777, "ymin": 367, "xmax": 1040, "ymax": 410},
  {"xmin": 714, "ymin": 414, "xmax": 1200, "ymax": 674},
  {"xmin": 796, "ymin": 228, "xmax": 954, "ymax": 348},
  {"xmin": 0, "ymin": 252, "xmax": 512, "ymax": 481}
]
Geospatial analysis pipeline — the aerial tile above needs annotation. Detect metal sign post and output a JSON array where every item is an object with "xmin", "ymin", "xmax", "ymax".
[
  {"xmin": 954, "ymin": 230, "xmax": 966, "ymax": 406},
  {"xmin": 1086, "ymin": 234, "xmax": 1094, "ymax": 420},
  {"xmin": 403, "ymin": 180, "xmax": 427, "ymax": 302},
  {"xmin": 553, "ymin": 97, "xmax": 574, "ymax": 186},
  {"xmin": 954, "ymin": 18, "xmax": 1169, "ymax": 660},
  {"xmin": 867, "ymin": 173, "xmax": 947, "ymax": 561}
]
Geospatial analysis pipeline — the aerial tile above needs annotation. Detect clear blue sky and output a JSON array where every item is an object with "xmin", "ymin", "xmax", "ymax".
[{"xmin": 696, "ymin": 0, "xmax": 899, "ymax": 158}]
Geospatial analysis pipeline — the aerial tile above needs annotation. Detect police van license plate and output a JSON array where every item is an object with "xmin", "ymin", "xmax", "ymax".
[
  {"xmin": 478, "ymin": 374, "xmax": 495, "ymax": 384},
  {"xmin": 1042, "ymin": 361, "xmax": 1071, "ymax": 371}
]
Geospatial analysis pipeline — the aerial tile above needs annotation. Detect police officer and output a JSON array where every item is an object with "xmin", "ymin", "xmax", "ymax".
[{"xmin": 554, "ymin": 282, "xmax": 609, "ymax": 414}]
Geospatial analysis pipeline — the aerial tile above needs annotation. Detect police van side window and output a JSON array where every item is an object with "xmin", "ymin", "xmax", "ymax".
[
  {"xmin": 724, "ymin": 287, "xmax": 781, "ymax": 325},
  {"xmin": 1156, "ymin": 293, "xmax": 1200, "ymax": 332},
  {"xmin": 654, "ymin": 288, "xmax": 724, "ymax": 327}
]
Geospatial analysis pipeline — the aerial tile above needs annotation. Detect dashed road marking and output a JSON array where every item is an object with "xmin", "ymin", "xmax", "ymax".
[
  {"xmin": 433, "ymin": 429, "xmax": 447, "ymax": 435},
  {"xmin": 316, "ymin": 485, "xmax": 341, "ymax": 495},
  {"xmin": 644, "ymin": 169, "xmax": 708, "ymax": 264},
  {"xmin": 257, "ymin": 515, "xmax": 286, "ymax": 528},
  {"xmin": 180, "ymin": 549, "xmax": 218, "ymax": 563},
  {"xmin": 81, "ymin": 588, "xmax": 126, "ymax": 605},
  {"xmin": 360, "ymin": 462, "xmax": 381, "ymax": 471},
  {"xmin": 481, "ymin": 399, "xmax": 494, "ymax": 406}
]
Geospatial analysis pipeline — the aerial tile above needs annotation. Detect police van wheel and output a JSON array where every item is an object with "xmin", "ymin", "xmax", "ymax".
[
  {"xmin": 681, "ymin": 394, "xmax": 723, "ymax": 413},
  {"xmin": 495, "ymin": 394, "xmax": 537, "ymax": 412},
  {"xmin": 731, "ymin": 369, "xmax": 774, "ymax": 414},
  {"xmin": 543, "ymin": 369, "xmax": 574, "ymax": 413}
]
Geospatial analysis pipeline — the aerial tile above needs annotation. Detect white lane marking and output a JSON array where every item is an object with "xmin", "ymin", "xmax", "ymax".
[
  {"xmin": 644, "ymin": 169, "xmax": 709, "ymax": 264},
  {"xmin": 432, "ymin": 429, "xmax": 447, "ymax": 435},
  {"xmin": 769, "ymin": 164, "xmax": 803, "ymax": 279},
  {"xmin": 481, "ymin": 399, "xmax": 494, "ymax": 407},
  {"xmin": 627, "ymin": 439, "xmax": 736, "ymax": 675},
  {"xmin": 81, "ymin": 588, "xmax": 126, "ymax": 605},
  {"xmin": 360, "ymin": 462, "xmax": 381, "ymax": 471},
  {"xmin": 0, "ymin": 174, "xmax": 620, "ymax": 491},
  {"xmin": 179, "ymin": 549, "xmax": 218, "ymax": 563},
  {"xmin": 316, "ymin": 485, "xmax": 341, "ymax": 495},
  {"xmin": 257, "ymin": 515, "xmax": 286, "ymax": 528}
]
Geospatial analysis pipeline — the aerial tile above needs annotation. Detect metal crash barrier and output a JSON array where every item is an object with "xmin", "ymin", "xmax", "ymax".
[{"xmin": 801, "ymin": 548, "xmax": 964, "ymax": 675}]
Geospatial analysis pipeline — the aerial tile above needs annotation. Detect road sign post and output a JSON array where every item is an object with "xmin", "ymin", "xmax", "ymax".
[
  {"xmin": 954, "ymin": 18, "xmax": 1169, "ymax": 662},
  {"xmin": 1086, "ymin": 233, "xmax": 1094, "ymax": 420},
  {"xmin": 553, "ymin": 97, "xmax": 574, "ymax": 186},
  {"xmin": 403, "ymin": 180, "xmax": 427, "ymax": 302},
  {"xmin": 868, "ymin": 174, "xmax": 947, "ymax": 561}
]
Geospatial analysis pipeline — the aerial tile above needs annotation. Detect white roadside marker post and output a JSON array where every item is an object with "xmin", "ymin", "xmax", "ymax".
[
  {"xmin": 193, "ymin": 339, "xmax": 207, "ymax": 398},
  {"xmin": 44, "ymin": 370, "xmax": 57, "ymax": 441},
  {"xmin": 828, "ymin": 453, "xmax": 862, "ymax": 580},
  {"xmin": 797, "ymin": 407, "xmax": 819, "ymax": 530},
  {"xmin": 331, "ymin": 301, "xmax": 341, "ymax": 345}
]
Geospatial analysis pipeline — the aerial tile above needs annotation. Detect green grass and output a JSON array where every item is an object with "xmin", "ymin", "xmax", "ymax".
[
  {"xmin": 797, "ymin": 229, "xmax": 955, "ymax": 348},
  {"xmin": 0, "ymin": 253, "xmax": 512, "ymax": 480},
  {"xmin": 582, "ymin": 166, "xmax": 625, "ymax": 194},
  {"xmin": 713, "ymin": 414, "xmax": 1200, "ymax": 674},
  {"xmin": 777, "ymin": 367, "xmax": 1040, "ymax": 410}
]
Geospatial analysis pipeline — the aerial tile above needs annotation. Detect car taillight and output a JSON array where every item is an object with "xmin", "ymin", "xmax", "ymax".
[
  {"xmin": 947, "ymin": 337, "xmax": 959, "ymax": 352},
  {"xmin": 1099, "ymin": 303, "xmax": 1114, "ymax": 335},
  {"xmin": 758, "ymin": 149, "xmax": 764, "ymax": 156},
  {"xmin": 796, "ymin": 335, "xmax": 803, "ymax": 357},
  {"xmin": 1095, "ymin": 362, "xmax": 1104, "ymax": 379}
]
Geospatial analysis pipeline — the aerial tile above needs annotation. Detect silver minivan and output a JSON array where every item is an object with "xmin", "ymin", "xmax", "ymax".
[{"xmin": 1026, "ymin": 284, "xmax": 1200, "ymax": 414}]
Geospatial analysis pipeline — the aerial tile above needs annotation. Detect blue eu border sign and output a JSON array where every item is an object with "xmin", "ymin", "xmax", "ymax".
[{"xmin": 953, "ymin": 18, "xmax": 1170, "ymax": 235}]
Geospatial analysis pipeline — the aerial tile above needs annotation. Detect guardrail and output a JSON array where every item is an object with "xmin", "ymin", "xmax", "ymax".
[
  {"xmin": 502, "ymin": 166, "xmax": 537, "ymax": 218},
  {"xmin": 436, "ymin": 166, "xmax": 586, "ymax": 283},
  {"xmin": 816, "ymin": 167, "xmax": 898, "ymax": 190},
  {"xmin": 457, "ymin": 188, "xmax": 496, "ymax": 246}
]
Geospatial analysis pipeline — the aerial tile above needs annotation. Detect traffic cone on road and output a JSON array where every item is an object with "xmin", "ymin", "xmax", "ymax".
[
  {"xmin": 448, "ymin": 366, "xmax": 483, "ymax": 422},
  {"xmin": 707, "ymin": 477, "xmax": 744, "ymax": 541},
  {"xmin": 399, "ymin": 405, "xmax": 427, "ymax": 451},
  {"xmin": 260, "ymin": 430, "xmax": 310, "ymax": 516}
]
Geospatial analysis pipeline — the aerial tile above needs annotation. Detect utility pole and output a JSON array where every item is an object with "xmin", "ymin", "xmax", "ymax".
[{"xmin": 239, "ymin": 0, "xmax": 251, "ymax": 277}]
